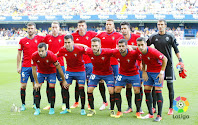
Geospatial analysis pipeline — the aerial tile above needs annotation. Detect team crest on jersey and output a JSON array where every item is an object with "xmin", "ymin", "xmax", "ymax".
[
  {"xmin": 102, "ymin": 37, "xmax": 105, "ymax": 39},
  {"xmin": 65, "ymin": 54, "xmax": 68, "ymax": 56},
  {"xmin": 35, "ymin": 40, "xmax": 37, "ymax": 43},
  {"xmin": 76, "ymin": 38, "xmax": 79, "ymax": 41},
  {"xmin": 127, "ymin": 59, "xmax": 130, "ymax": 63},
  {"xmin": 86, "ymin": 36, "xmax": 89, "ymax": 40},
  {"xmin": 74, "ymin": 53, "xmax": 77, "ymax": 57},
  {"xmin": 59, "ymin": 39, "xmax": 61, "ymax": 42},
  {"xmin": 131, "ymin": 42, "xmax": 134, "ymax": 45},
  {"xmin": 91, "ymin": 57, "xmax": 94, "ymax": 60},
  {"xmin": 139, "ymin": 54, "xmax": 142, "ymax": 57},
  {"xmin": 101, "ymin": 57, "xmax": 105, "ymax": 60},
  {"xmin": 155, "ymin": 38, "xmax": 158, "ymax": 41},
  {"xmin": 147, "ymin": 57, "xmax": 150, "ymax": 60},
  {"xmin": 112, "ymin": 37, "xmax": 115, "ymax": 40},
  {"xmin": 49, "ymin": 39, "xmax": 52, "ymax": 42},
  {"xmin": 46, "ymin": 60, "xmax": 49, "ymax": 63},
  {"xmin": 165, "ymin": 37, "xmax": 169, "ymax": 41}
]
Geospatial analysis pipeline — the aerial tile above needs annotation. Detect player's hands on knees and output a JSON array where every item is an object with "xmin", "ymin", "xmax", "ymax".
[
  {"xmin": 17, "ymin": 68, "xmax": 21, "ymax": 74},
  {"xmin": 157, "ymin": 74, "xmax": 164, "ymax": 83},
  {"xmin": 35, "ymin": 83, "xmax": 41, "ymax": 91},
  {"xmin": 142, "ymin": 71, "xmax": 148, "ymax": 81},
  {"xmin": 62, "ymin": 80, "xmax": 69, "ymax": 89}
]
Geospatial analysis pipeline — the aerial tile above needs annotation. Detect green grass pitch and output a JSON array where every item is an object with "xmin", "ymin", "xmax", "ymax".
[{"xmin": 0, "ymin": 46, "xmax": 197, "ymax": 125}]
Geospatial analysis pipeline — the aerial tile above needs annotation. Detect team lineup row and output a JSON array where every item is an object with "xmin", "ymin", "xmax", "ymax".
[{"xmin": 17, "ymin": 19, "xmax": 187, "ymax": 122}]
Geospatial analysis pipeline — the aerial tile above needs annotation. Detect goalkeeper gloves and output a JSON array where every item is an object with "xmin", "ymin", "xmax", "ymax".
[{"xmin": 176, "ymin": 58, "xmax": 187, "ymax": 78}]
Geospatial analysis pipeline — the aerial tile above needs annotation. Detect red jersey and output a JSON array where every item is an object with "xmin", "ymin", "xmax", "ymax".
[
  {"xmin": 72, "ymin": 31, "xmax": 97, "ymax": 64},
  {"xmin": 137, "ymin": 47, "xmax": 164, "ymax": 73},
  {"xmin": 96, "ymin": 31, "xmax": 122, "ymax": 65},
  {"xmin": 43, "ymin": 34, "xmax": 65, "ymax": 66},
  {"xmin": 31, "ymin": 50, "xmax": 57, "ymax": 74},
  {"xmin": 56, "ymin": 45, "xmax": 85, "ymax": 72},
  {"xmin": 112, "ymin": 49, "xmax": 140, "ymax": 76},
  {"xmin": 85, "ymin": 48, "xmax": 113, "ymax": 75},
  {"xmin": 117, "ymin": 33, "xmax": 140, "ymax": 46},
  {"xmin": 18, "ymin": 35, "xmax": 44, "ymax": 67}
]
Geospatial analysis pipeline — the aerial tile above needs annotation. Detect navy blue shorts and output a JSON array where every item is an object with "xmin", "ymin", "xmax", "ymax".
[
  {"xmin": 65, "ymin": 71, "xmax": 86, "ymax": 85},
  {"xmin": 85, "ymin": 63, "xmax": 93, "ymax": 80},
  {"xmin": 115, "ymin": 74, "xmax": 141, "ymax": 87},
  {"xmin": 20, "ymin": 67, "xmax": 34, "ymax": 83},
  {"xmin": 88, "ymin": 74, "xmax": 114, "ymax": 87},
  {"xmin": 56, "ymin": 66, "xmax": 66, "ymax": 81},
  {"xmin": 144, "ymin": 72, "xmax": 163, "ymax": 87},
  {"xmin": 38, "ymin": 73, "xmax": 56, "ymax": 84}
]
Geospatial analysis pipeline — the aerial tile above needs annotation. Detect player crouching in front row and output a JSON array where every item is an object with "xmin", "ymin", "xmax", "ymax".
[
  {"xmin": 136, "ymin": 37, "xmax": 167, "ymax": 122},
  {"xmin": 31, "ymin": 43, "xmax": 67, "ymax": 115}
]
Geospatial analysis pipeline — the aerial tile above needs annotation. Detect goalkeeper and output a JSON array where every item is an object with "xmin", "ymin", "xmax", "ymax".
[{"xmin": 146, "ymin": 19, "xmax": 187, "ymax": 115}]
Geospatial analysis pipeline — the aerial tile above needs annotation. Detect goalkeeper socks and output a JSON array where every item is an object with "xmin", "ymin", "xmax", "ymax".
[
  {"xmin": 79, "ymin": 86, "xmax": 85, "ymax": 109},
  {"xmin": 152, "ymin": 87, "xmax": 157, "ymax": 109},
  {"xmin": 126, "ymin": 88, "xmax": 132, "ymax": 108},
  {"xmin": 156, "ymin": 90, "xmax": 163, "ymax": 117},
  {"xmin": 167, "ymin": 82, "xmax": 174, "ymax": 108},
  {"xmin": 99, "ymin": 82, "xmax": 107, "ymax": 103},
  {"xmin": 34, "ymin": 89, "xmax": 41, "ymax": 108},
  {"xmin": 20, "ymin": 88, "xmax": 26, "ymax": 105},
  {"xmin": 115, "ymin": 93, "xmax": 122, "ymax": 112},
  {"xmin": 144, "ymin": 89, "xmax": 153, "ymax": 115},
  {"xmin": 75, "ymin": 81, "xmax": 80, "ymax": 103},
  {"xmin": 135, "ymin": 93, "xmax": 141, "ymax": 112},
  {"xmin": 110, "ymin": 93, "xmax": 115, "ymax": 110},
  {"xmin": 49, "ymin": 87, "xmax": 55, "ymax": 108},
  {"xmin": 87, "ymin": 93, "xmax": 94, "ymax": 109},
  {"xmin": 46, "ymin": 82, "xmax": 50, "ymax": 103}
]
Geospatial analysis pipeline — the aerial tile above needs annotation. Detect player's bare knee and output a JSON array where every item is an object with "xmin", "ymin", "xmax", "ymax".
[
  {"xmin": 133, "ymin": 87, "xmax": 140, "ymax": 94},
  {"xmin": 21, "ymin": 83, "xmax": 27, "ymax": 89},
  {"xmin": 155, "ymin": 87, "xmax": 162, "ymax": 90},
  {"xmin": 126, "ymin": 84, "xmax": 132, "ymax": 88},
  {"xmin": 115, "ymin": 87, "xmax": 122, "ymax": 93},
  {"xmin": 144, "ymin": 85, "xmax": 152, "ymax": 90},
  {"xmin": 88, "ymin": 87, "xmax": 94, "ymax": 93},
  {"xmin": 49, "ymin": 83, "xmax": 55, "ymax": 88}
]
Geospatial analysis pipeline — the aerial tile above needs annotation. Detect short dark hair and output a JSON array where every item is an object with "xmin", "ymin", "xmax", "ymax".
[
  {"xmin": 27, "ymin": 22, "xmax": 36, "ymax": 27},
  {"xmin": 78, "ymin": 20, "xmax": 86, "ymax": 24},
  {"xmin": 158, "ymin": 19, "xmax": 167, "ymax": 25},
  {"xmin": 51, "ymin": 21, "xmax": 60, "ymax": 27},
  {"xmin": 64, "ymin": 35, "xmax": 73, "ymax": 41},
  {"xmin": 136, "ymin": 37, "xmax": 146, "ymax": 43},
  {"xmin": 107, "ymin": 19, "xmax": 114, "ymax": 22},
  {"xmin": 120, "ymin": 21, "xmax": 130, "ymax": 28},
  {"xmin": 91, "ymin": 37, "xmax": 101, "ymax": 43},
  {"xmin": 118, "ymin": 39, "xmax": 127, "ymax": 45},
  {"xmin": 38, "ymin": 43, "xmax": 47, "ymax": 50}
]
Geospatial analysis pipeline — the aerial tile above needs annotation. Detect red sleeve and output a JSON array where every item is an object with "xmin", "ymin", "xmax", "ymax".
[
  {"xmin": 56, "ymin": 48, "xmax": 65, "ymax": 57},
  {"xmin": 50, "ymin": 52, "xmax": 58, "ymax": 64},
  {"xmin": 38, "ymin": 36, "xmax": 45, "ymax": 42},
  {"xmin": 31, "ymin": 53, "xmax": 37, "ymax": 66},
  {"xmin": 85, "ymin": 47, "xmax": 92, "ymax": 55},
  {"xmin": 42, "ymin": 35, "xmax": 49, "ymax": 44},
  {"xmin": 152, "ymin": 48, "xmax": 164, "ymax": 60},
  {"xmin": 106, "ymin": 49, "xmax": 113, "ymax": 56},
  {"xmin": 111, "ymin": 49, "xmax": 118, "ymax": 57},
  {"xmin": 18, "ymin": 39, "xmax": 23, "ymax": 51},
  {"xmin": 92, "ymin": 31, "xmax": 98, "ymax": 37},
  {"xmin": 80, "ymin": 46, "xmax": 85, "ymax": 54}
]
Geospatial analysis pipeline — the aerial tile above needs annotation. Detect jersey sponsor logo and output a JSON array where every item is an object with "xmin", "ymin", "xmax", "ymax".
[
  {"xmin": 86, "ymin": 36, "xmax": 89, "ymax": 40},
  {"xmin": 26, "ymin": 42, "xmax": 29, "ymax": 44},
  {"xmin": 101, "ymin": 57, "xmax": 105, "ymax": 60},
  {"xmin": 76, "ymin": 38, "xmax": 79, "ymax": 41},
  {"xmin": 127, "ymin": 59, "xmax": 130, "ymax": 63},
  {"xmin": 59, "ymin": 39, "xmax": 61, "ymax": 42},
  {"xmin": 102, "ymin": 37, "xmax": 105, "ymax": 39},
  {"xmin": 91, "ymin": 57, "xmax": 94, "ymax": 60},
  {"xmin": 112, "ymin": 37, "xmax": 115, "ymax": 40},
  {"xmin": 155, "ymin": 38, "xmax": 158, "ymax": 41},
  {"xmin": 166, "ymin": 37, "xmax": 169, "ymax": 41}
]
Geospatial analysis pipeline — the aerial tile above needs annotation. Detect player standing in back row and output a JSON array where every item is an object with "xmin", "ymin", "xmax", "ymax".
[
  {"xmin": 96, "ymin": 19, "xmax": 122, "ymax": 110},
  {"xmin": 146, "ymin": 19, "xmax": 187, "ymax": 115},
  {"xmin": 17, "ymin": 22, "xmax": 44, "ymax": 111}
]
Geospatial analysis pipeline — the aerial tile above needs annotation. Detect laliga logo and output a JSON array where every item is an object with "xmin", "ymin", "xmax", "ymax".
[{"xmin": 173, "ymin": 96, "xmax": 189, "ymax": 113}]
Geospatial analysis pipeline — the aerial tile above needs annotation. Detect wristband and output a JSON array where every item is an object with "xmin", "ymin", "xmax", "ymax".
[
  {"xmin": 160, "ymin": 70, "xmax": 164, "ymax": 74},
  {"xmin": 179, "ymin": 58, "xmax": 183, "ymax": 62}
]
